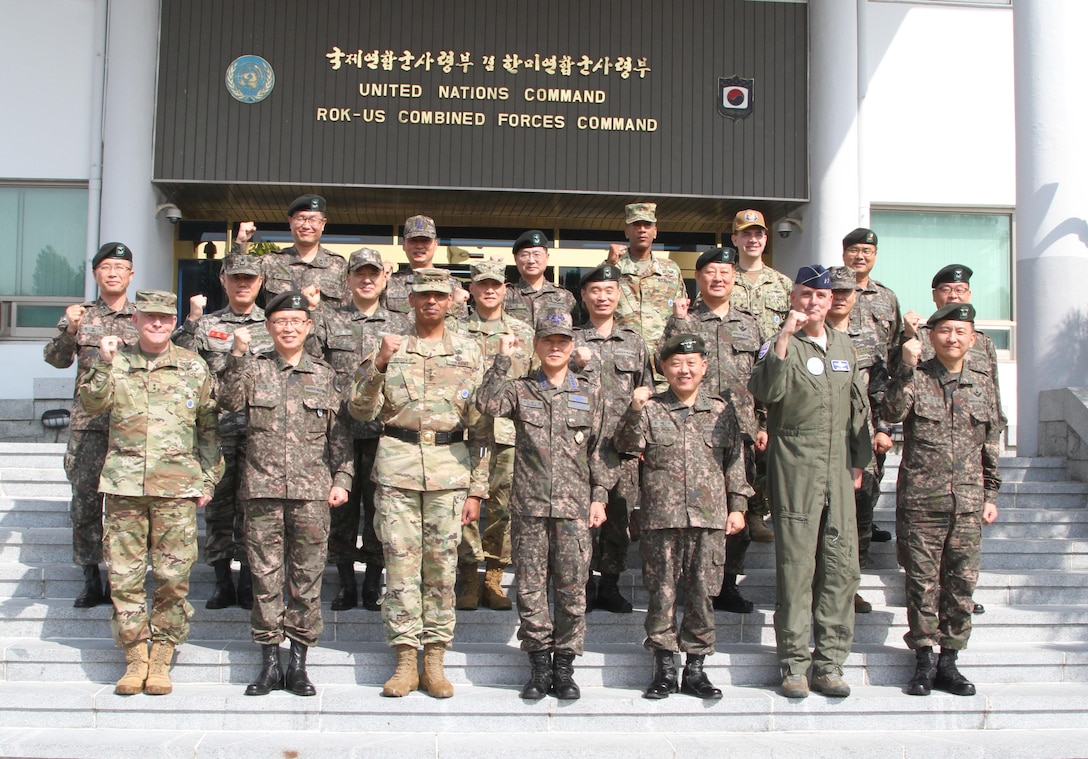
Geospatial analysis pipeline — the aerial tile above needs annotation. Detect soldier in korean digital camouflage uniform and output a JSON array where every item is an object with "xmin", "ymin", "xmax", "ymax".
[
  {"xmin": 883, "ymin": 303, "xmax": 1000, "ymax": 697},
  {"xmin": 571, "ymin": 264, "xmax": 654, "ymax": 614},
  {"xmin": 173, "ymin": 253, "xmax": 272, "ymax": 611},
  {"xmin": 44, "ymin": 242, "xmax": 139, "ymax": 608},
  {"xmin": 614, "ymin": 333, "xmax": 752, "ymax": 700},
  {"xmin": 476, "ymin": 308, "xmax": 610, "ymax": 701},
  {"xmin": 503, "ymin": 229, "xmax": 577, "ymax": 327},
  {"xmin": 79, "ymin": 290, "xmax": 222, "ymax": 697},
  {"xmin": 451, "ymin": 259, "xmax": 533, "ymax": 612},
  {"xmin": 314, "ymin": 248, "xmax": 411, "ymax": 613},
  {"xmin": 349, "ymin": 268, "xmax": 489, "ymax": 699},
  {"xmin": 664, "ymin": 247, "xmax": 765, "ymax": 615},
  {"xmin": 381, "ymin": 214, "xmax": 468, "ymax": 316},
  {"xmin": 218, "ymin": 291, "xmax": 353, "ymax": 698}
]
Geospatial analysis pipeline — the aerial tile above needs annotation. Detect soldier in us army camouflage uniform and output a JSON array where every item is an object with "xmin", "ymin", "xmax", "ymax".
[
  {"xmin": 44, "ymin": 242, "xmax": 139, "ymax": 609},
  {"xmin": 382, "ymin": 215, "xmax": 468, "ymax": 317},
  {"xmin": 173, "ymin": 253, "xmax": 272, "ymax": 611},
  {"xmin": 503, "ymin": 229, "xmax": 577, "ymax": 326},
  {"xmin": 572, "ymin": 264, "xmax": 654, "ymax": 614},
  {"xmin": 664, "ymin": 247, "xmax": 766, "ymax": 615},
  {"xmin": 79, "ymin": 290, "xmax": 222, "ymax": 697},
  {"xmin": 450, "ymin": 259, "xmax": 534, "ymax": 612},
  {"xmin": 349, "ymin": 268, "xmax": 489, "ymax": 700},
  {"xmin": 614, "ymin": 334, "xmax": 753, "ymax": 701},
  {"xmin": 476, "ymin": 309, "xmax": 609, "ymax": 702},
  {"xmin": 314, "ymin": 248, "xmax": 411, "ymax": 613},
  {"xmin": 883, "ymin": 303, "xmax": 1000, "ymax": 699},
  {"xmin": 218, "ymin": 291, "xmax": 353, "ymax": 698}
]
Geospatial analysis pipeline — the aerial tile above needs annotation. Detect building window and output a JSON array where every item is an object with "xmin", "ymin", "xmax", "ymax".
[{"xmin": 869, "ymin": 209, "xmax": 1013, "ymax": 354}]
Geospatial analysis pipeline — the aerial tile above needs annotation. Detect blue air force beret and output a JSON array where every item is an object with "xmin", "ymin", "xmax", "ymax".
[{"xmin": 795, "ymin": 264, "xmax": 832, "ymax": 290}]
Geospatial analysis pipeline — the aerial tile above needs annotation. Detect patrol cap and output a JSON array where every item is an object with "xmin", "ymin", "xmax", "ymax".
[
  {"xmin": 580, "ymin": 264, "xmax": 620, "ymax": 288},
  {"xmin": 535, "ymin": 308, "xmax": 574, "ymax": 339},
  {"xmin": 795, "ymin": 264, "xmax": 832, "ymax": 290},
  {"xmin": 410, "ymin": 267, "xmax": 452, "ymax": 294},
  {"xmin": 828, "ymin": 265, "xmax": 858, "ymax": 291},
  {"xmin": 695, "ymin": 247, "xmax": 739, "ymax": 270},
  {"xmin": 625, "ymin": 203, "xmax": 657, "ymax": 224},
  {"xmin": 347, "ymin": 247, "xmax": 383, "ymax": 272},
  {"xmin": 927, "ymin": 303, "xmax": 976, "ymax": 328},
  {"xmin": 843, "ymin": 227, "xmax": 878, "ymax": 249},
  {"xmin": 471, "ymin": 260, "xmax": 506, "ymax": 283},
  {"xmin": 265, "ymin": 290, "xmax": 310, "ymax": 316},
  {"xmin": 732, "ymin": 209, "xmax": 767, "ymax": 232},
  {"xmin": 221, "ymin": 254, "xmax": 261, "ymax": 277},
  {"xmin": 932, "ymin": 264, "xmax": 973, "ymax": 289},
  {"xmin": 287, "ymin": 194, "xmax": 326, "ymax": 216},
  {"xmin": 513, "ymin": 229, "xmax": 549, "ymax": 254},
  {"xmin": 134, "ymin": 290, "xmax": 176, "ymax": 315},
  {"xmin": 403, "ymin": 214, "xmax": 437, "ymax": 240},
  {"xmin": 92, "ymin": 242, "xmax": 133, "ymax": 269},
  {"xmin": 659, "ymin": 333, "xmax": 707, "ymax": 362}
]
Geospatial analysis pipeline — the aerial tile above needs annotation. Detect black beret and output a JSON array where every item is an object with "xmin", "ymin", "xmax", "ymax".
[
  {"xmin": 581, "ymin": 265, "xmax": 620, "ymax": 287},
  {"xmin": 927, "ymin": 303, "xmax": 976, "ymax": 327},
  {"xmin": 931, "ymin": 264, "xmax": 973, "ymax": 289},
  {"xmin": 513, "ymin": 230, "xmax": 550, "ymax": 254},
  {"xmin": 287, "ymin": 194, "xmax": 327, "ymax": 216},
  {"xmin": 92, "ymin": 242, "xmax": 133, "ymax": 269},
  {"xmin": 659, "ymin": 333, "xmax": 707, "ymax": 361},
  {"xmin": 842, "ymin": 228, "xmax": 878, "ymax": 249},
  {"xmin": 695, "ymin": 247, "xmax": 739, "ymax": 270},
  {"xmin": 265, "ymin": 290, "xmax": 310, "ymax": 316}
]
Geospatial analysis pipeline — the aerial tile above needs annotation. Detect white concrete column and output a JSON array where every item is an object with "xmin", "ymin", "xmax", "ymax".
[
  {"xmin": 99, "ymin": 0, "xmax": 174, "ymax": 293},
  {"xmin": 1013, "ymin": 0, "xmax": 1088, "ymax": 455}
]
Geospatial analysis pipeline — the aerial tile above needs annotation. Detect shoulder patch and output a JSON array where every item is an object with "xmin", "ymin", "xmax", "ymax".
[{"xmin": 758, "ymin": 341, "xmax": 771, "ymax": 360}]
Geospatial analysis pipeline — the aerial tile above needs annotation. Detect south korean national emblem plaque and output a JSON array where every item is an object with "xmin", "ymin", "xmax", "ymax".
[
  {"xmin": 226, "ymin": 55, "xmax": 275, "ymax": 104},
  {"xmin": 717, "ymin": 75, "xmax": 754, "ymax": 121}
]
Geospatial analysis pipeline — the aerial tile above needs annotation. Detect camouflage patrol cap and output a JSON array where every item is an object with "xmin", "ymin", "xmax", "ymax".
[
  {"xmin": 828, "ymin": 266, "xmax": 859, "ymax": 291},
  {"xmin": 659, "ymin": 333, "xmax": 707, "ymax": 361},
  {"xmin": 403, "ymin": 214, "xmax": 437, "ymax": 240},
  {"xmin": 410, "ymin": 267, "xmax": 452, "ymax": 294},
  {"xmin": 347, "ymin": 247, "xmax": 384, "ymax": 272},
  {"xmin": 732, "ymin": 209, "xmax": 767, "ymax": 232},
  {"xmin": 221, "ymin": 254, "xmax": 261, "ymax": 277},
  {"xmin": 471, "ymin": 260, "xmax": 506, "ymax": 283},
  {"xmin": 287, "ymin": 194, "xmax": 326, "ymax": 216},
  {"xmin": 932, "ymin": 264, "xmax": 973, "ymax": 289},
  {"xmin": 927, "ymin": 303, "xmax": 976, "ymax": 328},
  {"xmin": 134, "ymin": 290, "xmax": 177, "ymax": 315},
  {"xmin": 513, "ymin": 229, "xmax": 550, "ymax": 254},
  {"xmin": 535, "ymin": 308, "xmax": 574, "ymax": 339},
  {"xmin": 580, "ymin": 264, "xmax": 620, "ymax": 287},
  {"xmin": 843, "ymin": 227, "xmax": 878, "ymax": 249},
  {"xmin": 695, "ymin": 247, "xmax": 739, "ymax": 270},
  {"xmin": 795, "ymin": 264, "xmax": 832, "ymax": 290},
  {"xmin": 93, "ymin": 242, "xmax": 133, "ymax": 269},
  {"xmin": 625, "ymin": 202, "xmax": 657, "ymax": 224},
  {"xmin": 265, "ymin": 290, "xmax": 310, "ymax": 315}
]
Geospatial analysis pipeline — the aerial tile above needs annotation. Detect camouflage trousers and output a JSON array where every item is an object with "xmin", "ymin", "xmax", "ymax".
[
  {"xmin": 855, "ymin": 469, "xmax": 879, "ymax": 569},
  {"xmin": 896, "ymin": 506, "xmax": 982, "ymax": 651},
  {"xmin": 458, "ymin": 444, "xmax": 513, "ymax": 565},
  {"xmin": 591, "ymin": 455, "xmax": 637, "ymax": 576},
  {"xmin": 640, "ymin": 527, "xmax": 726, "ymax": 655},
  {"xmin": 203, "ymin": 430, "xmax": 247, "ymax": 566},
  {"xmin": 245, "ymin": 498, "xmax": 330, "ymax": 647},
  {"xmin": 103, "ymin": 495, "xmax": 197, "ymax": 647},
  {"xmin": 328, "ymin": 438, "xmax": 383, "ymax": 566},
  {"xmin": 375, "ymin": 484, "xmax": 464, "ymax": 648},
  {"xmin": 63, "ymin": 429, "xmax": 108, "ymax": 565},
  {"xmin": 511, "ymin": 513, "xmax": 592, "ymax": 655},
  {"xmin": 725, "ymin": 441, "xmax": 759, "ymax": 576}
]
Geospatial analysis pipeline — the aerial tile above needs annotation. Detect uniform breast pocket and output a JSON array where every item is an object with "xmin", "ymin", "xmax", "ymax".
[
  {"xmin": 77, "ymin": 325, "xmax": 104, "ymax": 349},
  {"xmin": 385, "ymin": 364, "xmax": 418, "ymax": 406},
  {"xmin": 613, "ymin": 352, "xmax": 643, "ymax": 378},
  {"xmin": 765, "ymin": 292, "xmax": 789, "ymax": 316},
  {"xmin": 318, "ymin": 271, "xmax": 344, "ymax": 298},
  {"xmin": 302, "ymin": 395, "xmax": 333, "ymax": 434},
  {"xmin": 566, "ymin": 412, "xmax": 592, "ymax": 447},
  {"xmin": 266, "ymin": 274, "xmax": 292, "ymax": 295},
  {"xmin": 174, "ymin": 386, "xmax": 199, "ymax": 425},
  {"xmin": 248, "ymin": 396, "xmax": 279, "ymax": 432},
  {"xmin": 112, "ymin": 375, "xmax": 143, "ymax": 420}
]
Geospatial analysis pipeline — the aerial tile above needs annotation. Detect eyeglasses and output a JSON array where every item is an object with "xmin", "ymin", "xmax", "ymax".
[
  {"xmin": 936, "ymin": 284, "xmax": 970, "ymax": 296},
  {"xmin": 516, "ymin": 250, "xmax": 546, "ymax": 260},
  {"xmin": 95, "ymin": 264, "xmax": 132, "ymax": 273},
  {"xmin": 844, "ymin": 246, "xmax": 876, "ymax": 257},
  {"xmin": 291, "ymin": 215, "xmax": 326, "ymax": 228},
  {"xmin": 268, "ymin": 318, "xmax": 308, "ymax": 328}
]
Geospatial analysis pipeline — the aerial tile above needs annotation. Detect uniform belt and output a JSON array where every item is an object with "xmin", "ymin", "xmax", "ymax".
[{"xmin": 384, "ymin": 426, "xmax": 465, "ymax": 445}]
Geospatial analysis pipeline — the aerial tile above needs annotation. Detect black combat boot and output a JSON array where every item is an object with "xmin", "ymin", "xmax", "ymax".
[
  {"xmin": 361, "ymin": 563, "xmax": 383, "ymax": 611},
  {"xmin": 643, "ymin": 649, "xmax": 678, "ymax": 700},
  {"xmin": 595, "ymin": 573, "xmax": 633, "ymax": 613},
  {"xmin": 330, "ymin": 562, "xmax": 358, "ymax": 611},
  {"xmin": 520, "ymin": 650, "xmax": 553, "ymax": 700},
  {"xmin": 680, "ymin": 654, "xmax": 722, "ymax": 700},
  {"xmin": 933, "ymin": 649, "xmax": 976, "ymax": 696},
  {"xmin": 244, "ymin": 644, "xmax": 284, "ymax": 696},
  {"xmin": 907, "ymin": 646, "xmax": 937, "ymax": 696},
  {"xmin": 551, "ymin": 650, "xmax": 580, "ymax": 700},
  {"xmin": 74, "ymin": 564, "xmax": 108, "ymax": 608},
  {"xmin": 236, "ymin": 564, "xmax": 253, "ymax": 610},
  {"xmin": 712, "ymin": 574, "xmax": 754, "ymax": 614},
  {"xmin": 205, "ymin": 559, "xmax": 236, "ymax": 609},
  {"xmin": 285, "ymin": 639, "xmax": 317, "ymax": 696}
]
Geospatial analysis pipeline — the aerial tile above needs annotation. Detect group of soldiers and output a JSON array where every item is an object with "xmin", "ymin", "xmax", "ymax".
[{"xmin": 45, "ymin": 195, "xmax": 1003, "ymax": 702}]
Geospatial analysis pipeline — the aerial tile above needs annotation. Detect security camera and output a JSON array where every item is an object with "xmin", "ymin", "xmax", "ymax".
[
  {"xmin": 156, "ymin": 203, "xmax": 183, "ymax": 225},
  {"xmin": 775, "ymin": 218, "xmax": 802, "ymax": 239}
]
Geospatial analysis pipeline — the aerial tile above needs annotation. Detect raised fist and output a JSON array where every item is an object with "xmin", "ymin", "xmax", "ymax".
[
  {"xmin": 64, "ymin": 304, "xmax": 87, "ymax": 335},
  {"xmin": 375, "ymin": 334, "xmax": 404, "ymax": 371},
  {"xmin": 98, "ymin": 336, "xmax": 120, "ymax": 363},
  {"xmin": 903, "ymin": 310, "xmax": 921, "ymax": 339},
  {"xmin": 901, "ymin": 337, "xmax": 922, "ymax": 367},
  {"xmin": 498, "ymin": 334, "xmax": 519, "ymax": 357},
  {"xmin": 232, "ymin": 326, "xmax": 252, "ymax": 355},
  {"xmin": 301, "ymin": 285, "xmax": 321, "ymax": 310},
  {"xmin": 188, "ymin": 294, "xmax": 207, "ymax": 321},
  {"xmin": 572, "ymin": 346, "xmax": 592, "ymax": 369},
  {"xmin": 235, "ymin": 221, "xmax": 256, "ymax": 244},
  {"xmin": 781, "ymin": 309, "xmax": 809, "ymax": 337},
  {"xmin": 631, "ymin": 386, "xmax": 653, "ymax": 411},
  {"xmin": 606, "ymin": 243, "xmax": 626, "ymax": 266},
  {"xmin": 672, "ymin": 297, "xmax": 690, "ymax": 318}
]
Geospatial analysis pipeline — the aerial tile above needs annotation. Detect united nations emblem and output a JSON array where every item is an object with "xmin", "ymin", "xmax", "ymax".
[
  {"xmin": 226, "ymin": 55, "xmax": 275, "ymax": 104},
  {"xmin": 717, "ymin": 75, "xmax": 754, "ymax": 121}
]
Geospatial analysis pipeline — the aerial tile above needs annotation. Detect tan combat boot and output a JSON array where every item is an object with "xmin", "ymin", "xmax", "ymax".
[
  {"xmin": 143, "ymin": 641, "xmax": 175, "ymax": 695},
  {"xmin": 455, "ymin": 563, "xmax": 480, "ymax": 610},
  {"xmin": 114, "ymin": 641, "xmax": 149, "ymax": 695},
  {"xmin": 482, "ymin": 559, "xmax": 513, "ymax": 610},
  {"xmin": 382, "ymin": 644, "xmax": 419, "ymax": 697},
  {"xmin": 419, "ymin": 642, "xmax": 454, "ymax": 698}
]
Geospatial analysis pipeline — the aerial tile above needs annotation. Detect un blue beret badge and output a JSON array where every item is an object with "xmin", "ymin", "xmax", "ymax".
[{"xmin": 226, "ymin": 55, "xmax": 275, "ymax": 104}]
